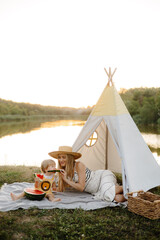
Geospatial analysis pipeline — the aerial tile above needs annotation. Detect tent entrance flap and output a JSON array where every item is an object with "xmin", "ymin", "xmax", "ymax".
[
  {"xmin": 78, "ymin": 120, "xmax": 122, "ymax": 173},
  {"xmin": 107, "ymin": 129, "xmax": 122, "ymax": 173}
]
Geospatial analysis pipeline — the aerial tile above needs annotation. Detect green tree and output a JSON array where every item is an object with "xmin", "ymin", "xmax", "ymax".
[{"xmin": 139, "ymin": 97, "xmax": 157, "ymax": 124}]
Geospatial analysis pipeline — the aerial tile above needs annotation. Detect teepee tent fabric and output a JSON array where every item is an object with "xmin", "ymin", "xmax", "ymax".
[{"xmin": 72, "ymin": 69, "xmax": 160, "ymax": 196}]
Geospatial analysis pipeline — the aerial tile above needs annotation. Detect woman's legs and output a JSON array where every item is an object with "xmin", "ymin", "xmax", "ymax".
[
  {"xmin": 115, "ymin": 185, "xmax": 123, "ymax": 194},
  {"xmin": 114, "ymin": 185, "xmax": 126, "ymax": 202},
  {"xmin": 114, "ymin": 194, "xmax": 126, "ymax": 202}
]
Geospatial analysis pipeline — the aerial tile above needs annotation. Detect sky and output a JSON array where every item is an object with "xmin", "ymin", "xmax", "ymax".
[{"xmin": 0, "ymin": 0, "xmax": 160, "ymax": 108}]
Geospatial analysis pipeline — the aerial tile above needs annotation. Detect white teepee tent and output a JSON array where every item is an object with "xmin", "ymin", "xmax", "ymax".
[{"xmin": 72, "ymin": 68, "xmax": 160, "ymax": 196}]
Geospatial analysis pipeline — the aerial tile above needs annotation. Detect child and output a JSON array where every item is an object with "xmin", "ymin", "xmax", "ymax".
[{"xmin": 10, "ymin": 159, "xmax": 61, "ymax": 202}]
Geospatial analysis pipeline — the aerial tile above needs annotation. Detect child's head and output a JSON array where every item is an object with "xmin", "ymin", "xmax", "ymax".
[{"xmin": 41, "ymin": 159, "xmax": 56, "ymax": 173}]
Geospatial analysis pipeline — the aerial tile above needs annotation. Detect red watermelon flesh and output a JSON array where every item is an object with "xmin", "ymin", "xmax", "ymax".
[
  {"xmin": 24, "ymin": 188, "xmax": 46, "ymax": 200},
  {"xmin": 35, "ymin": 173, "xmax": 44, "ymax": 180}
]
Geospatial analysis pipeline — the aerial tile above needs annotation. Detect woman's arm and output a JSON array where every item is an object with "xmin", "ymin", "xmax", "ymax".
[{"xmin": 60, "ymin": 162, "xmax": 86, "ymax": 192}]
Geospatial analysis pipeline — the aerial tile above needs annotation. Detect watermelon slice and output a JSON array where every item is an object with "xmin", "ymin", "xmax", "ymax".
[
  {"xmin": 34, "ymin": 173, "xmax": 44, "ymax": 180},
  {"xmin": 24, "ymin": 188, "xmax": 46, "ymax": 201},
  {"xmin": 47, "ymin": 170, "xmax": 61, "ymax": 173}
]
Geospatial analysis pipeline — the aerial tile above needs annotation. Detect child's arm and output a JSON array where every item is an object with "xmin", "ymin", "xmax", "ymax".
[
  {"xmin": 34, "ymin": 177, "xmax": 41, "ymax": 188},
  {"xmin": 34, "ymin": 173, "xmax": 43, "ymax": 188}
]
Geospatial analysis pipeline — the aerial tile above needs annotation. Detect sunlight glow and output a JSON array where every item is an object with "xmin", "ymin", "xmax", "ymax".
[
  {"xmin": 0, "ymin": 121, "xmax": 84, "ymax": 167},
  {"xmin": 0, "ymin": 0, "xmax": 160, "ymax": 108}
]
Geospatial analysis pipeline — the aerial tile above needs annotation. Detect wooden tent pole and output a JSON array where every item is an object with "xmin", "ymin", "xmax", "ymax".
[
  {"xmin": 104, "ymin": 67, "xmax": 117, "ymax": 86},
  {"xmin": 104, "ymin": 68, "xmax": 109, "ymax": 78},
  {"xmin": 109, "ymin": 67, "xmax": 113, "ymax": 86},
  {"xmin": 109, "ymin": 67, "xmax": 111, "ymax": 79},
  {"xmin": 105, "ymin": 125, "xmax": 108, "ymax": 170},
  {"xmin": 111, "ymin": 68, "xmax": 117, "ymax": 78},
  {"xmin": 104, "ymin": 68, "xmax": 111, "ymax": 86}
]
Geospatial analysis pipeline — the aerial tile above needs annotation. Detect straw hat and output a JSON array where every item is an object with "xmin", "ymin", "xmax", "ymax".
[{"xmin": 48, "ymin": 146, "xmax": 82, "ymax": 159}]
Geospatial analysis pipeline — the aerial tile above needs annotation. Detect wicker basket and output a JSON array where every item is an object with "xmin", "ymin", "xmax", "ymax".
[{"xmin": 127, "ymin": 191, "xmax": 160, "ymax": 220}]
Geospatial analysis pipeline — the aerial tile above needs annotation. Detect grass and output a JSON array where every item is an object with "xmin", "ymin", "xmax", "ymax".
[{"xmin": 0, "ymin": 166, "xmax": 160, "ymax": 240}]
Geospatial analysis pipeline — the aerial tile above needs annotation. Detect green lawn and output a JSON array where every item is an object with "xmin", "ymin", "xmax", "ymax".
[{"xmin": 0, "ymin": 166, "xmax": 160, "ymax": 240}]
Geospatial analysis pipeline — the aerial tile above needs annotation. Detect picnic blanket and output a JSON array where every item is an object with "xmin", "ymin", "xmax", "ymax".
[{"xmin": 0, "ymin": 182, "xmax": 127, "ymax": 212}]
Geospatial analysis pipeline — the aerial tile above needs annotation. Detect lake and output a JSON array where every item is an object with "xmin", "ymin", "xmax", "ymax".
[{"xmin": 0, "ymin": 120, "xmax": 160, "ymax": 167}]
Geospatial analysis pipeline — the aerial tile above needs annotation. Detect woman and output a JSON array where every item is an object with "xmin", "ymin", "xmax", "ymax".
[{"xmin": 48, "ymin": 146, "xmax": 126, "ymax": 202}]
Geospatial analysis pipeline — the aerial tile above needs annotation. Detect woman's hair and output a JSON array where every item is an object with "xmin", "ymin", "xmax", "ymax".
[
  {"xmin": 58, "ymin": 154, "xmax": 75, "ymax": 192},
  {"xmin": 41, "ymin": 159, "xmax": 56, "ymax": 173}
]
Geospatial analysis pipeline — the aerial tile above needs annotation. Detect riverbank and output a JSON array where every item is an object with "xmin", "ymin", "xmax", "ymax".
[
  {"xmin": 1, "ymin": 87, "xmax": 160, "ymax": 126},
  {"xmin": 0, "ymin": 166, "xmax": 160, "ymax": 239},
  {"xmin": 0, "ymin": 114, "xmax": 88, "ymax": 122}
]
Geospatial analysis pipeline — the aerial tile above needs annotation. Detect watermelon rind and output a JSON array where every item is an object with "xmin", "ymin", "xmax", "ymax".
[
  {"xmin": 47, "ymin": 170, "xmax": 61, "ymax": 173},
  {"xmin": 24, "ymin": 188, "xmax": 46, "ymax": 201}
]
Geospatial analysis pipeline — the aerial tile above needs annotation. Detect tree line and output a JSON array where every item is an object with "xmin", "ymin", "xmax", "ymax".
[
  {"xmin": 0, "ymin": 87, "xmax": 160, "ymax": 125},
  {"xmin": 120, "ymin": 87, "xmax": 160, "ymax": 125},
  {"xmin": 0, "ymin": 98, "xmax": 92, "ymax": 121}
]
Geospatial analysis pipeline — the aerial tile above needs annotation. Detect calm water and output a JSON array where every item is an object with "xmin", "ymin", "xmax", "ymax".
[{"xmin": 0, "ymin": 120, "xmax": 160, "ymax": 167}]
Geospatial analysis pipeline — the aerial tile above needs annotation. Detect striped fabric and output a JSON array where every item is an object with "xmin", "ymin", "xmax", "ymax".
[
  {"xmin": 73, "ymin": 167, "xmax": 91, "ymax": 183},
  {"xmin": 84, "ymin": 170, "xmax": 117, "ymax": 202},
  {"xmin": 73, "ymin": 168, "xmax": 117, "ymax": 202}
]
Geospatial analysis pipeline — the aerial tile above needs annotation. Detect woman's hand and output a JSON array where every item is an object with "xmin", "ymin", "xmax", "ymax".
[
  {"xmin": 59, "ymin": 162, "xmax": 86, "ymax": 192},
  {"xmin": 52, "ymin": 186, "xmax": 58, "ymax": 191},
  {"xmin": 60, "ymin": 169, "xmax": 67, "ymax": 181},
  {"xmin": 52, "ymin": 182, "xmax": 58, "ymax": 192}
]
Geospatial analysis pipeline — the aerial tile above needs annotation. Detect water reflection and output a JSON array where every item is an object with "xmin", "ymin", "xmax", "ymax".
[
  {"xmin": 141, "ymin": 132, "xmax": 160, "ymax": 165},
  {"xmin": 0, "ymin": 121, "xmax": 46, "ymax": 138},
  {"xmin": 0, "ymin": 120, "xmax": 85, "ymax": 139},
  {"xmin": 40, "ymin": 120, "xmax": 85, "ymax": 128},
  {"xmin": 0, "ymin": 120, "xmax": 159, "ymax": 166},
  {"xmin": 0, "ymin": 120, "xmax": 85, "ymax": 167}
]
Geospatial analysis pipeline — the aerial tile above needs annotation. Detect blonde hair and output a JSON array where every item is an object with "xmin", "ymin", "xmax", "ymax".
[
  {"xmin": 58, "ymin": 154, "xmax": 75, "ymax": 192},
  {"xmin": 41, "ymin": 159, "xmax": 56, "ymax": 173}
]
